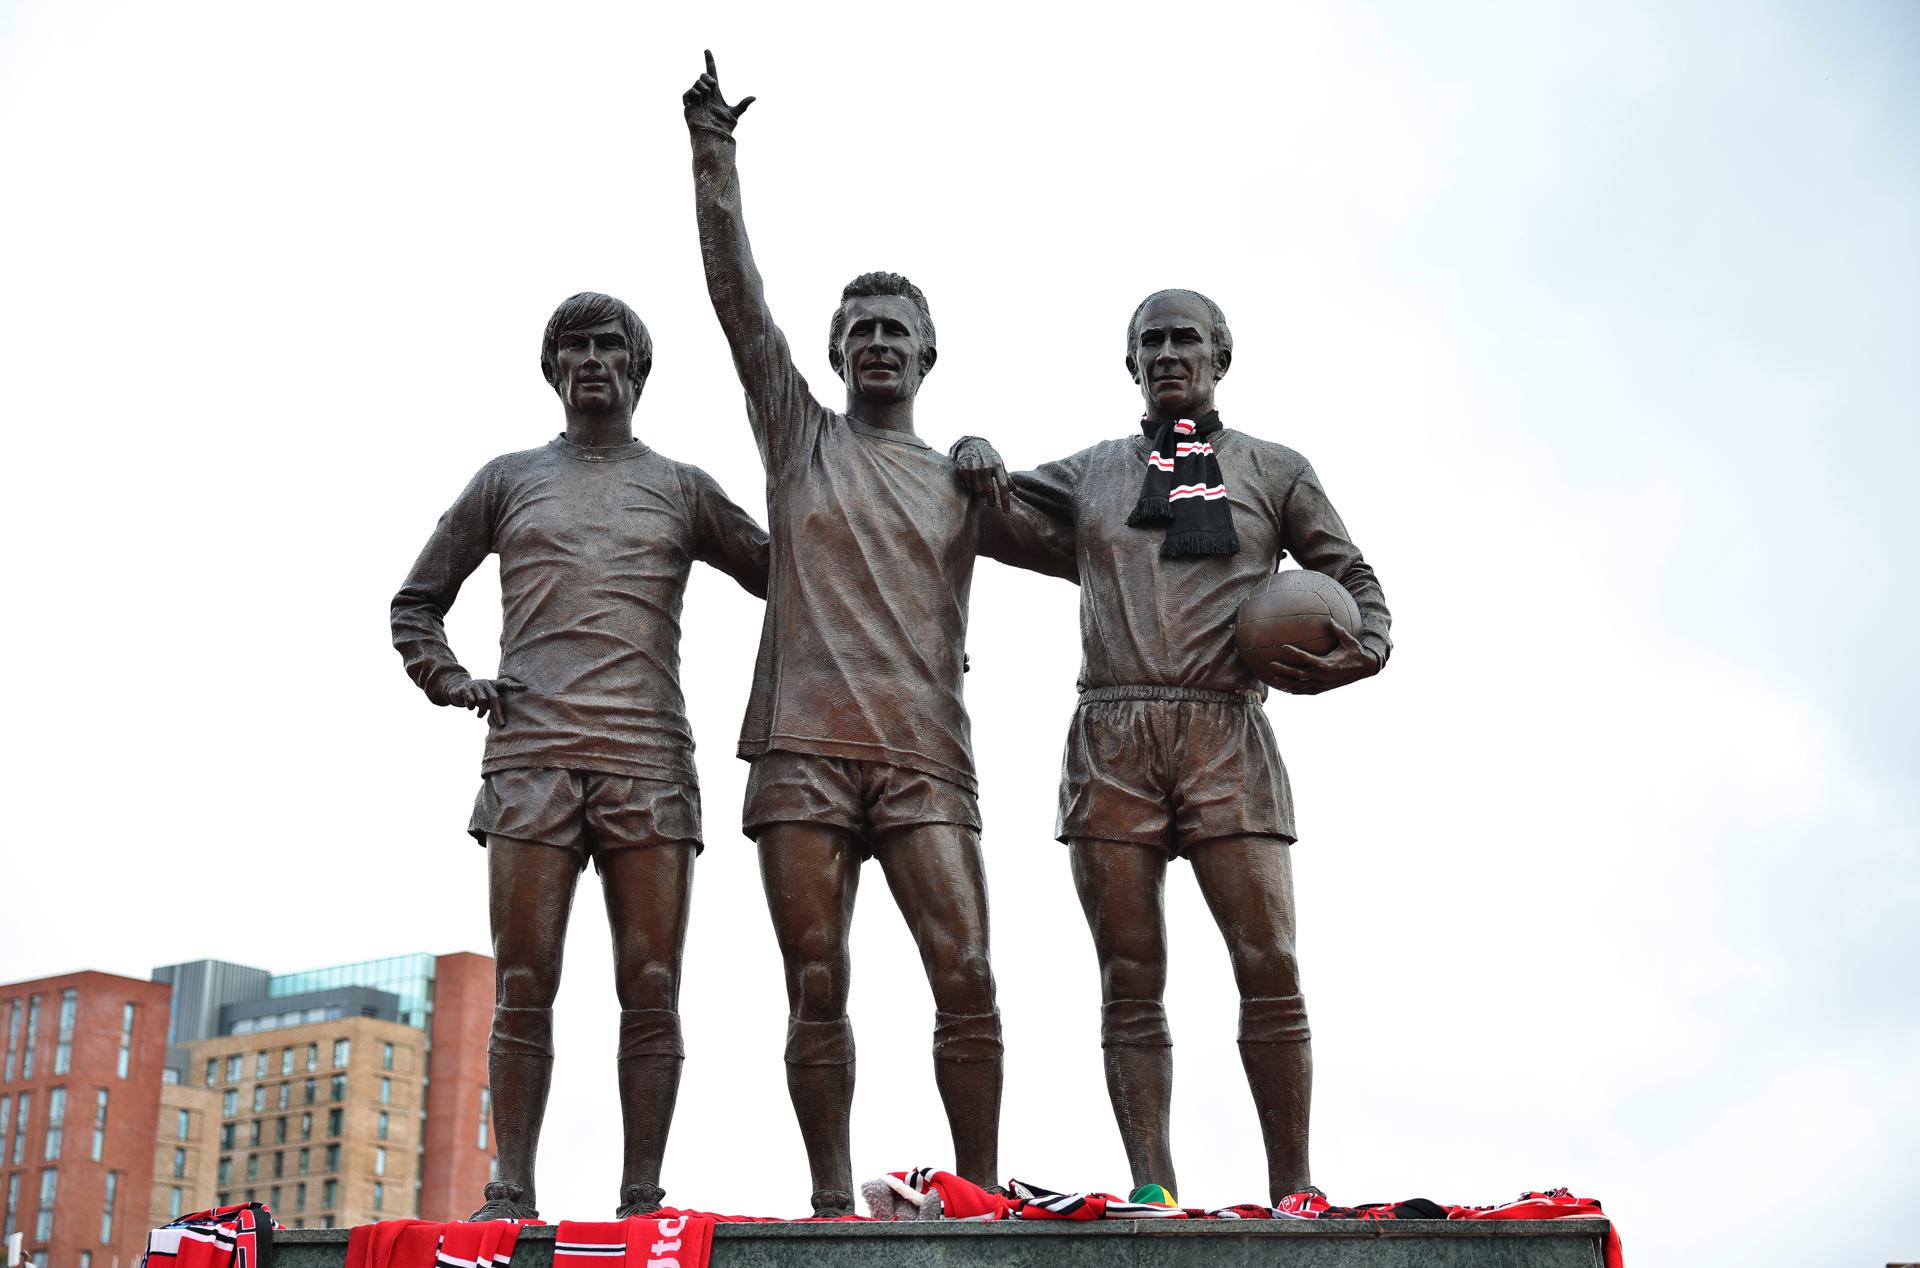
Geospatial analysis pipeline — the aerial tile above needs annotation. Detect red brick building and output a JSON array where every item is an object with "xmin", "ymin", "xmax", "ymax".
[
  {"xmin": 1, "ymin": 971, "xmax": 172, "ymax": 1268},
  {"xmin": 416, "ymin": 953, "xmax": 493, "ymax": 1221}
]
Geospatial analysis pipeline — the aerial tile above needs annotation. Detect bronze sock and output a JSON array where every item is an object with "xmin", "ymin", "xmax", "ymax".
[
  {"xmin": 785, "ymin": 1016, "xmax": 855, "ymax": 1203},
  {"xmin": 1100, "ymin": 998, "xmax": 1176, "ymax": 1193},
  {"xmin": 484, "ymin": 1005, "xmax": 554, "ymax": 1213},
  {"xmin": 615, "ymin": 1008, "xmax": 684, "ymax": 1211},
  {"xmin": 1238, "ymin": 994, "xmax": 1313, "ymax": 1201},
  {"xmin": 932, "ymin": 1009, "xmax": 1003, "ymax": 1186}
]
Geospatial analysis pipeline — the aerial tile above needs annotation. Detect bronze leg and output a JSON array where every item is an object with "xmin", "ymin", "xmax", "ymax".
[
  {"xmin": 481, "ymin": 836, "xmax": 582, "ymax": 1217},
  {"xmin": 600, "ymin": 842, "xmax": 697, "ymax": 1215},
  {"xmin": 1190, "ymin": 836, "xmax": 1312, "ymax": 1202},
  {"xmin": 757, "ymin": 823, "xmax": 862, "ymax": 1213},
  {"xmin": 1068, "ymin": 838, "xmax": 1176, "ymax": 1196},
  {"xmin": 874, "ymin": 822, "xmax": 1002, "ymax": 1188}
]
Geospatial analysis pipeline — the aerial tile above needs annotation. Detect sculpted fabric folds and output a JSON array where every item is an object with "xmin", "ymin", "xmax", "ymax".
[
  {"xmin": 391, "ymin": 437, "xmax": 768, "ymax": 784},
  {"xmin": 690, "ymin": 128, "xmax": 1073, "ymax": 793},
  {"xmin": 1015, "ymin": 429, "xmax": 1392, "ymax": 694}
]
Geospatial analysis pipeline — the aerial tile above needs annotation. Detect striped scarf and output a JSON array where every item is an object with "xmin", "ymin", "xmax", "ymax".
[
  {"xmin": 1127, "ymin": 411, "xmax": 1239, "ymax": 557},
  {"xmin": 555, "ymin": 1217, "xmax": 714, "ymax": 1268}
]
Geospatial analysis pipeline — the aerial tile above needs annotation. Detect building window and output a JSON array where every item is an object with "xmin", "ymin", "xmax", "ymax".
[
  {"xmin": 220, "ymin": 1123, "xmax": 235, "ymax": 1150},
  {"xmin": 173, "ymin": 1147, "xmax": 187, "ymax": 1179},
  {"xmin": 273, "ymin": 1151, "xmax": 284, "ymax": 1178},
  {"xmin": 176, "ymin": 1108, "xmax": 190, "ymax": 1141},
  {"xmin": 298, "ymin": 1147, "xmax": 309, "ymax": 1175},
  {"xmin": 101, "ymin": 1170, "xmax": 117, "ymax": 1244},
  {"xmin": 30, "ymin": 1252, "xmax": 45, "ymax": 1268},
  {"xmin": 324, "ymin": 1144, "xmax": 339, "ymax": 1173},
  {"xmin": 91, "ymin": 1089, "xmax": 108, "ymax": 1162},
  {"xmin": 43, "ymin": 1087, "xmax": 65, "ymax": 1160},
  {"xmin": 34, "ymin": 1169, "xmax": 56, "ymax": 1241},
  {"xmin": 379, "ymin": 1078, "xmax": 391, "ymax": 1105},
  {"xmin": 376, "ymin": 1112, "xmax": 389, "ymax": 1142},
  {"xmin": 330, "ymin": 1075, "xmax": 345, "ymax": 1104},
  {"xmin": 280, "ymin": 1048, "xmax": 293, "ymax": 1076},
  {"xmin": 246, "ymin": 1155, "xmax": 258, "ymax": 1181},
  {"xmin": 0, "ymin": 1096, "xmax": 9, "ymax": 1156},
  {"xmin": 268, "ymin": 1186, "xmax": 280, "ymax": 1213},
  {"xmin": 22, "ymin": 997, "xmax": 40, "ymax": 1080},
  {"xmin": 225, "ymin": 1055, "xmax": 241, "ymax": 1083},
  {"xmin": 11, "ymin": 1092, "xmax": 31, "ymax": 1165},
  {"xmin": 169, "ymin": 1187, "xmax": 183, "ymax": 1220},
  {"xmin": 305, "ymin": 1044, "xmax": 317, "ymax": 1073},
  {"xmin": 321, "ymin": 1179, "xmax": 337, "ymax": 1209},
  {"xmin": 275, "ymin": 1117, "xmax": 287, "ymax": 1144},
  {"xmin": 255, "ymin": 1052, "xmax": 268, "ymax": 1079},
  {"xmin": 277, "ymin": 1083, "xmax": 290, "ymax": 1111},
  {"xmin": 303, "ymin": 1079, "xmax": 315, "ymax": 1105},
  {"xmin": 53, "ymin": 991, "xmax": 76, "ymax": 1076},
  {"xmin": 3, "ymin": 1172, "xmax": 17, "ymax": 1240},
  {"xmin": 117, "ymin": 1005, "xmax": 136, "ymax": 1080},
  {"xmin": 300, "ymin": 1112, "xmax": 312, "ymax": 1140},
  {"xmin": 248, "ymin": 1121, "xmax": 261, "ymax": 1147},
  {"xmin": 252, "ymin": 1085, "xmax": 265, "ymax": 1114},
  {"xmin": 204, "ymin": 1059, "xmax": 217, "ymax": 1088},
  {"xmin": 222, "ymin": 1090, "xmax": 236, "ymax": 1119},
  {"xmin": 332, "ymin": 1040, "xmax": 349, "ymax": 1069},
  {"xmin": 374, "ymin": 1147, "xmax": 386, "ymax": 1176},
  {"xmin": 478, "ymin": 1089, "xmax": 490, "ymax": 1150},
  {"xmin": 382, "ymin": 1043, "xmax": 394, "ymax": 1071},
  {"xmin": 217, "ymin": 1157, "xmax": 231, "ymax": 1186},
  {"xmin": 371, "ymin": 1181, "xmax": 384, "ymax": 1212},
  {"xmin": 81, "ymin": 1253, "xmax": 91, "ymax": 1268},
  {"xmin": 4, "ymin": 999, "xmax": 20, "ymax": 1082},
  {"xmin": 327, "ymin": 1109, "xmax": 342, "ymax": 1137},
  {"xmin": 295, "ymin": 1181, "xmax": 307, "ymax": 1211}
]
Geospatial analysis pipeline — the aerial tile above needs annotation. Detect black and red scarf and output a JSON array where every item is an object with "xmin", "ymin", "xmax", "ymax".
[{"xmin": 1127, "ymin": 411, "xmax": 1239, "ymax": 557}]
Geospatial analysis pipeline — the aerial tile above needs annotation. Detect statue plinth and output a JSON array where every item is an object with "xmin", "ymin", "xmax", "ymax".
[{"xmin": 274, "ymin": 1218, "xmax": 1609, "ymax": 1268}]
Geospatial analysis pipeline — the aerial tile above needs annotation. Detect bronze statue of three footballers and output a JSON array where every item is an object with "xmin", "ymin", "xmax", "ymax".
[{"xmin": 391, "ymin": 50, "xmax": 1391, "ymax": 1219}]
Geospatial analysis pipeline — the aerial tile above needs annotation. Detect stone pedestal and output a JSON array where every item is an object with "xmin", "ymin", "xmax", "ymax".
[{"xmin": 276, "ymin": 1217, "xmax": 1609, "ymax": 1268}]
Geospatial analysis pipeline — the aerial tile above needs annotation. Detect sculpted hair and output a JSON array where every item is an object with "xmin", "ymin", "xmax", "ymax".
[
  {"xmin": 1126, "ymin": 288, "xmax": 1233, "ymax": 377},
  {"xmin": 826, "ymin": 271, "xmax": 937, "ymax": 376},
  {"xmin": 540, "ymin": 292, "xmax": 654, "ymax": 395}
]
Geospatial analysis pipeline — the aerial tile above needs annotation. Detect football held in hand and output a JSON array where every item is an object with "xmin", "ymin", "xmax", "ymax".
[{"xmin": 1236, "ymin": 569, "xmax": 1363, "ymax": 683}]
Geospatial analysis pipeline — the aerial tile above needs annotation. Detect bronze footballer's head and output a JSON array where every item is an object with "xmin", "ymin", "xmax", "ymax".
[
  {"xmin": 1127, "ymin": 289, "xmax": 1232, "ymax": 420},
  {"xmin": 827, "ymin": 272, "xmax": 937, "ymax": 403},
  {"xmin": 541, "ymin": 292, "xmax": 653, "ymax": 415}
]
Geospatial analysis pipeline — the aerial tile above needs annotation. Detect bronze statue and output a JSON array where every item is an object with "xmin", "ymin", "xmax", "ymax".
[
  {"xmin": 978, "ymin": 288, "xmax": 1392, "ymax": 1203},
  {"xmin": 390, "ymin": 292, "xmax": 769, "ymax": 1219},
  {"xmin": 683, "ymin": 52, "xmax": 1074, "ymax": 1216}
]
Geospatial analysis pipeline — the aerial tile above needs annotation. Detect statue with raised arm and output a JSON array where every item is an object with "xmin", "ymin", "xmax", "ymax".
[
  {"xmin": 390, "ymin": 292, "xmax": 769, "ymax": 1219},
  {"xmin": 981, "ymin": 289, "xmax": 1392, "ymax": 1205},
  {"xmin": 683, "ymin": 52, "xmax": 1073, "ymax": 1216}
]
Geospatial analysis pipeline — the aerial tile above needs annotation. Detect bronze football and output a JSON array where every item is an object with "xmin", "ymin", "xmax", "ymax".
[{"xmin": 1236, "ymin": 570, "xmax": 1362, "ymax": 674}]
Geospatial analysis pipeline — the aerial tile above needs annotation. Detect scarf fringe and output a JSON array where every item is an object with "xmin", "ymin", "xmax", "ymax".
[
  {"xmin": 1159, "ymin": 530, "xmax": 1241, "ymax": 557},
  {"xmin": 1127, "ymin": 494, "xmax": 1174, "ymax": 527}
]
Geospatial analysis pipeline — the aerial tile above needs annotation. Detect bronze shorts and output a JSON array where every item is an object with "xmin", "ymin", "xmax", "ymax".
[
  {"xmin": 744, "ymin": 749, "xmax": 980, "ymax": 855},
  {"xmin": 469, "ymin": 767, "xmax": 702, "ymax": 869},
  {"xmin": 1056, "ymin": 686, "xmax": 1296, "ymax": 856}
]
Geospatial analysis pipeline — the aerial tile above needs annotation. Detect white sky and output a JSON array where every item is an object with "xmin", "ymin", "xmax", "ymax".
[{"xmin": 1, "ymin": 3, "xmax": 1915, "ymax": 1265}]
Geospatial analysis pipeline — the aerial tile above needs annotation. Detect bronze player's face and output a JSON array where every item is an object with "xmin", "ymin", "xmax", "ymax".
[
  {"xmin": 1130, "ymin": 292, "xmax": 1222, "ymax": 421},
  {"xmin": 837, "ymin": 294, "xmax": 928, "ymax": 403},
  {"xmin": 554, "ymin": 318, "xmax": 637, "ymax": 415}
]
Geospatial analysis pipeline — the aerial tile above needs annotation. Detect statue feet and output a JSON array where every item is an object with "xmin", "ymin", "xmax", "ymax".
[
  {"xmin": 469, "ymin": 1180, "xmax": 539, "ymax": 1221},
  {"xmin": 810, "ymin": 1188, "xmax": 856, "ymax": 1218},
  {"xmin": 615, "ymin": 1182, "xmax": 667, "ymax": 1218}
]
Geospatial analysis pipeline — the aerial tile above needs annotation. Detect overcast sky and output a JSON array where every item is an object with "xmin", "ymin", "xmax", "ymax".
[{"xmin": 1, "ymin": 3, "xmax": 1915, "ymax": 1265}]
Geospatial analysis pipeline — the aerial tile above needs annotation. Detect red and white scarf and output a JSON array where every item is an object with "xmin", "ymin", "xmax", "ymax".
[{"xmin": 1127, "ymin": 412, "xmax": 1239, "ymax": 557}]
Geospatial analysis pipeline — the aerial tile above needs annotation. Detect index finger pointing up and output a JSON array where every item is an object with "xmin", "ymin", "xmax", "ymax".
[{"xmin": 705, "ymin": 49, "xmax": 717, "ymax": 78}]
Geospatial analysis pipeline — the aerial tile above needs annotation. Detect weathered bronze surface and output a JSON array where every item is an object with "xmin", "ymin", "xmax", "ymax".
[
  {"xmin": 684, "ymin": 51, "xmax": 1072, "ymax": 1216},
  {"xmin": 391, "ymin": 292, "xmax": 769, "ymax": 1218},
  {"xmin": 1000, "ymin": 289, "xmax": 1393, "ymax": 1202}
]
